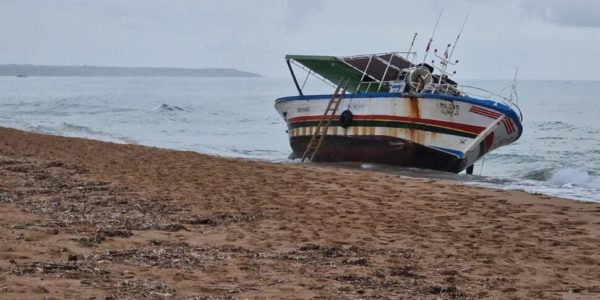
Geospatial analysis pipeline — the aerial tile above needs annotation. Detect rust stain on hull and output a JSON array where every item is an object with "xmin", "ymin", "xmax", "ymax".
[
  {"xmin": 406, "ymin": 97, "xmax": 421, "ymax": 144},
  {"xmin": 407, "ymin": 97, "xmax": 420, "ymax": 118}
]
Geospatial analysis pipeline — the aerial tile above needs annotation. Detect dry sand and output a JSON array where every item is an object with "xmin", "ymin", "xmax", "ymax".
[{"xmin": 0, "ymin": 126, "xmax": 599, "ymax": 299}]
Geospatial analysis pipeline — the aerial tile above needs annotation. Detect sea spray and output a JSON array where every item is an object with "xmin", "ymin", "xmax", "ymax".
[{"xmin": 548, "ymin": 168, "xmax": 600, "ymax": 189}]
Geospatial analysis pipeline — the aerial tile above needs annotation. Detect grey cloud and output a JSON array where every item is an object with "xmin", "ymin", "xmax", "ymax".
[
  {"xmin": 1, "ymin": 0, "xmax": 599, "ymax": 79},
  {"xmin": 284, "ymin": 0, "xmax": 324, "ymax": 32},
  {"xmin": 521, "ymin": 0, "xmax": 600, "ymax": 27}
]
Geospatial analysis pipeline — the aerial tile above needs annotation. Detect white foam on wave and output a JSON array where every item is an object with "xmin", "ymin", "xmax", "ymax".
[
  {"xmin": 548, "ymin": 168, "xmax": 600, "ymax": 189},
  {"xmin": 469, "ymin": 178, "xmax": 600, "ymax": 202}
]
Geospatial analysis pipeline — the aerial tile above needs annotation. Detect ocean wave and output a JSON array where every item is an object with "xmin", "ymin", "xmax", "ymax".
[
  {"xmin": 49, "ymin": 101, "xmax": 85, "ymax": 111},
  {"xmin": 517, "ymin": 166, "xmax": 600, "ymax": 189},
  {"xmin": 58, "ymin": 122, "xmax": 136, "ymax": 144},
  {"xmin": 469, "ymin": 177, "xmax": 600, "ymax": 202},
  {"xmin": 26, "ymin": 124, "xmax": 60, "ymax": 134},
  {"xmin": 228, "ymin": 147, "xmax": 285, "ymax": 159},
  {"xmin": 8, "ymin": 110, "xmax": 69, "ymax": 117},
  {"xmin": 61, "ymin": 122, "xmax": 96, "ymax": 133},
  {"xmin": 534, "ymin": 121, "xmax": 575, "ymax": 130},
  {"xmin": 484, "ymin": 152, "xmax": 545, "ymax": 165},
  {"xmin": 153, "ymin": 104, "xmax": 185, "ymax": 112},
  {"xmin": 548, "ymin": 168, "xmax": 600, "ymax": 189},
  {"xmin": 519, "ymin": 167, "xmax": 555, "ymax": 181}
]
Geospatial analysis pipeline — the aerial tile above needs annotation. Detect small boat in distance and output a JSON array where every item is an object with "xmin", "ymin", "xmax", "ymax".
[
  {"xmin": 16, "ymin": 74, "xmax": 28, "ymax": 78},
  {"xmin": 274, "ymin": 48, "xmax": 523, "ymax": 174}
]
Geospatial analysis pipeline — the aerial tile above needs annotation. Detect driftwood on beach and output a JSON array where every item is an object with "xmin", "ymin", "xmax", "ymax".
[{"xmin": 0, "ymin": 127, "xmax": 599, "ymax": 299}]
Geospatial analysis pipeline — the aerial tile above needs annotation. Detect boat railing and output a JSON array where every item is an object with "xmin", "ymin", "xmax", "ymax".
[
  {"xmin": 355, "ymin": 80, "xmax": 523, "ymax": 121},
  {"xmin": 454, "ymin": 84, "xmax": 523, "ymax": 121},
  {"xmin": 423, "ymin": 82, "xmax": 523, "ymax": 121}
]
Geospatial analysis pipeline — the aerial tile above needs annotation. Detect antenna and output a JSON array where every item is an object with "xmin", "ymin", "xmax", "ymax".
[
  {"xmin": 432, "ymin": 14, "xmax": 468, "ymax": 85},
  {"xmin": 449, "ymin": 14, "xmax": 469, "ymax": 59},
  {"xmin": 511, "ymin": 66, "xmax": 519, "ymax": 103},
  {"xmin": 423, "ymin": 9, "xmax": 444, "ymax": 64},
  {"xmin": 406, "ymin": 32, "xmax": 418, "ymax": 63},
  {"xmin": 435, "ymin": 44, "xmax": 453, "ymax": 85}
]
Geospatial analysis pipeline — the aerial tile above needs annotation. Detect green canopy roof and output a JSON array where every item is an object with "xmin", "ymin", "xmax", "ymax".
[
  {"xmin": 286, "ymin": 53, "xmax": 413, "ymax": 93},
  {"xmin": 286, "ymin": 54, "xmax": 388, "ymax": 93}
]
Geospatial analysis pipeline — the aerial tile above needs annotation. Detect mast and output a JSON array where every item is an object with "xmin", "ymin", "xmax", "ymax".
[
  {"xmin": 511, "ymin": 66, "xmax": 519, "ymax": 104},
  {"xmin": 449, "ymin": 15, "xmax": 469, "ymax": 60},
  {"xmin": 406, "ymin": 32, "xmax": 418, "ymax": 63},
  {"xmin": 433, "ymin": 14, "xmax": 468, "ymax": 85},
  {"xmin": 423, "ymin": 9, "xmax": 444, "ymax": 64}
]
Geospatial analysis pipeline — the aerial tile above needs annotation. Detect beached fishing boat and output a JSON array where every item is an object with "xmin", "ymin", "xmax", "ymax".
[{"xmin": 274, "ymin": 50, "xmax": 523, "ymax": 174}]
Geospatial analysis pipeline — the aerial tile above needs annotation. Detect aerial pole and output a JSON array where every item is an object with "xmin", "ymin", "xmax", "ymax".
[
  {"xmin": 449, "ymin": 14, "xmax": 469, "ymax": 60},
  {"xmin": 423, "ymin": 9, "xmax": 444, "ymax": 64},
  {"xmin": 435, "ymin": 14, "xmax": 468, "ymax": 85},
  {"xmin": 511, "ymin": 66, "xmax": 519, "ymax": 104},
  {"xmin": 437, "ymin": 43, "xmax": 452, "ymax": 85},
  {"xmin": 406, "ymin": 32, "xmax": 418, "ymax": 63}
]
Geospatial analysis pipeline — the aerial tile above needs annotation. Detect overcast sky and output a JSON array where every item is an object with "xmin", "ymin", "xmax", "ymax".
[{"xmin": 1, "ymin": 0, "xmax": 600, "ymax": 80}]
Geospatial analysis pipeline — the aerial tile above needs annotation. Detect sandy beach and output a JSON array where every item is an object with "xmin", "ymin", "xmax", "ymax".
[{"xmin": 0, "ymin": 127, "xmax": 599, "ymax": 299}]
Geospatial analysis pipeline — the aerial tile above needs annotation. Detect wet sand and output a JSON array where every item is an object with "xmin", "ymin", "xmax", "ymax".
[{"xmin": 0, "ymin": 127, "xmax": 599, "ymax": 299}]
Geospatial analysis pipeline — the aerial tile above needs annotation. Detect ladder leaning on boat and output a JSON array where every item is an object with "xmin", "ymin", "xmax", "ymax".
[{"xmin": 301, "ymin": 80, "xmax": 349, "ymax": 162}]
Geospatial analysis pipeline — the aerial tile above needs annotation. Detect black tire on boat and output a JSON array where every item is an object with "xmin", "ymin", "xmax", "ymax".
[{"xmin": 339, "ymin": 110, "xmax": 353, "ymax": 128}]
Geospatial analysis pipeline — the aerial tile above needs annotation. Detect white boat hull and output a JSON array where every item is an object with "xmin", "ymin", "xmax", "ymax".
[{"xmin": 274, "ymin": 92, "xmax": 522, "ymax": 173}]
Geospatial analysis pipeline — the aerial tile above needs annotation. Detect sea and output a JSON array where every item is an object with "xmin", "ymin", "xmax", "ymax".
[{"xmin": 1, "ymin": 76, "xmax": 599, "ymax": 202}]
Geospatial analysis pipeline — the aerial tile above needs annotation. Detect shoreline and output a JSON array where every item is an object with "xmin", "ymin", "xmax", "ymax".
[
  {"xmin": 1, "ymin": 127, "xmax": 599, "ymax": 298},
  {"xmin": 6, "ymin": 121, "xmax": 596, "ymax": 204}
]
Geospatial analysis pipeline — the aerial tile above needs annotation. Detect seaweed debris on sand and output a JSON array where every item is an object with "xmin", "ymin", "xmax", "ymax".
[{"xmin": 0, "ymin": 127, "xmax": 599, "ymax": 299}]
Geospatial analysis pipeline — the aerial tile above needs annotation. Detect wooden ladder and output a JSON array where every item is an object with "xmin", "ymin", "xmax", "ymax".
[{"xmin": 301, "ymin": 81, "xmax": 347, "ymax": 162}]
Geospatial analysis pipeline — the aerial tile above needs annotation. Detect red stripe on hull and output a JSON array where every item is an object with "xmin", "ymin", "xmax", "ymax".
[
  {"xmin": 508, "ymin": 118, "xmax": 515, "ymax": 134},
  {"xmin": 502, "ymin": 118, "xmax": 514, "ymax": 134},
  {"xmin": 510, "ymin": 118, "xmax": 516, "ymax": 133},
  {"xmin": 470, "ymin": 106, "xmax": 501, "ymax": 116},
  {"xmin": 484, "ymin": 132, "xmax": 495, "ymax": 153},
  {"xmin": 469, "ymin": 106, "xmax": 501, "ymax": 119},
  {"xmin": 288, "ymin": 114, "xmax": 486, "ymax": 135}
]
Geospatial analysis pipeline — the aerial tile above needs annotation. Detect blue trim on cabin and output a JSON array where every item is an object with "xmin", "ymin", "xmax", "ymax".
[{"xmin": 275, "ymin": 92, "xmax": 523, "ymax": 140}]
